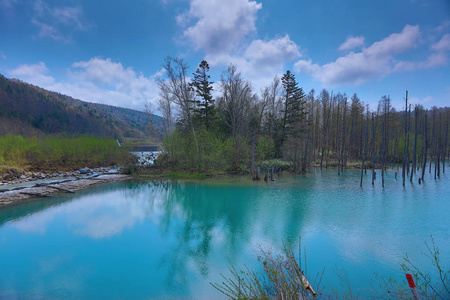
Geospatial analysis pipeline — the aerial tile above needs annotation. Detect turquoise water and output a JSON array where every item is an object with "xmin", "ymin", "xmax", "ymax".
[{"xmin": 0, "ymin": 168, "xmax": 449, "ymax": 299}]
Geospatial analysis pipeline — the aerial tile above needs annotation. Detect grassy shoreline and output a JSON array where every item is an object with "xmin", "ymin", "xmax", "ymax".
[{"xmin": 1, "ymin": 135, "xmax": 134, "ymax": 177}]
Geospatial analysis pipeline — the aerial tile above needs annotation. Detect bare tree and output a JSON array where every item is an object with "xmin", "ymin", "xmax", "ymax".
[
  {"xmin": 217, "ymin": 64, "xmax": 256, "ymax": 167},
  {"xmin": 218, "ymin": 64, "xmax": 255, "ymax": 139},
  {"xmin": 157, "ymin": 57, "xmax": 199, "ymax": 161},
  {"xmin": 266, "ymin": 76, "xmax": 281, "ymax": 139},
  {"xmin": 156, "ymin": 89, "xmax": 175, "ymax": 136},
  {"xmin": 320, "ymin": 89, "xmax": 331, "ymax": 170},
  {"xmin": 158, "ymin": 57, "xmax": 195, "ymax": 128}
]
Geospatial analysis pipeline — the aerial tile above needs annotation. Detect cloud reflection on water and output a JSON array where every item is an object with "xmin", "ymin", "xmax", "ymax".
[{"xmin": 1, "ymin": 172, "xmax": 449, "ymax": 298}]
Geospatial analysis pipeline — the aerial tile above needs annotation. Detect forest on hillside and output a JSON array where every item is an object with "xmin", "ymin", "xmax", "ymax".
[
  {"xmin": 0, "ymin": 74, "xmax": 158, "ymax": 139},
  {"xmin": 153, "ymin": 57, "xmax": 449, "ymax": 184}
]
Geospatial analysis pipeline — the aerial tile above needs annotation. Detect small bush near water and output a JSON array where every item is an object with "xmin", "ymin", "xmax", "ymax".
[{"xmin": 0, "ymin": 134, "xmax": 133, "ymax": 172}]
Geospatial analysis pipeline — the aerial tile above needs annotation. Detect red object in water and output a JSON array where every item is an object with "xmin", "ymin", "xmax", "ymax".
[{"xmin": 406, "ymin": 274, "xmax": 416, "ymax": 288}]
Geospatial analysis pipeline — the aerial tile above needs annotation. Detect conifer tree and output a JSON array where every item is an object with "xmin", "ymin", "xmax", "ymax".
[
  {"xmin": 189, "ymin": 60, "xmax": 215, "ymax": 130},
  {"xmin": 280, "ymin": 70, "xmax": 306, "ymax": 141}
]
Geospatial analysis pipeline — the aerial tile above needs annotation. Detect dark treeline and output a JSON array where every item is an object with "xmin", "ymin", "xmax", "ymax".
[{"xmin": 154, "ymin": 57, "xmax": 449, "ymax": 181}]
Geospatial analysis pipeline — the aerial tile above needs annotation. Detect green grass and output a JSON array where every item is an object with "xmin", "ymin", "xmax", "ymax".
[
  {"xmin": 0, "ymin": 134, "xmax": 134, "ymax": 172},
  {"xmin": 120, "ymin": 137, "xmax": 159, "ymax": 148}
]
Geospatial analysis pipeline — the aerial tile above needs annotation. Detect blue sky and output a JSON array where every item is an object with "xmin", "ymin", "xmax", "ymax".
[{"xmin": 1, "ymin": 0, "xmax": 449, "ymax": 112}]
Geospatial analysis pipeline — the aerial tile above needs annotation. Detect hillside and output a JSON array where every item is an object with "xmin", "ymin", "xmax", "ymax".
[{"xmin": 0, "ymin": 74, "xmax": 160, "ymax": 139}]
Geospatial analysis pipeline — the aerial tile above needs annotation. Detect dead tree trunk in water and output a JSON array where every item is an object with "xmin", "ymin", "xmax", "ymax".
[
  {"xmin": 386, "ymin": 96, "xmax": 390, "ymax": 169},
  {"xmin": 410, "ymin": 106, "xmax": 418, "ymax": 182},
  {"xmin": 381, "ymin": 97, "xmax": 389, "ymax": 188},
  {"xmin": 421, "ymin": 113, "xmax": 428, "ymax": 181},
  {"xmin": 337, "ymin": 100, "xmax": 341, "ymax": 176},
  {"xmin": 443, "ymin": 115, "xmax": 448, "ymax": 174},
  {"xmin": 437, "ymin": 112, "xmax": 442, "ymax": 178},
  {"xmin": 382, "ymin": 121, "xmax": 385, "ymax": 188},
  {"xmin": 431, "ymin": 109, "xmax": 436, "ymax": 178},
  {"xmin": 361, "ymin": 115, "xmax": 368, "ymax": 187},
  {"xmin": 251, "ymin": 130, "xmax": 256, "ymax": 180},
  {"xmin": 402, "ymin": 91, "xmax": 408, "ymax": 186},
  {"xmin": 430, "ymin": 109, "xmax": 436, "ymax": 175},
  {"xmin": 372, "ymin": 113, "xmax": 376, "ymax": 185},
  {"xmin": 320, "ymin": 97, "xmax": 332, "ymax": 170},
  {"xmin": 341, "ymin": 99, "xmax": 347, "ymax": 173},
  {"xmin": 406, "ymin": 104, "xmax": 411, "ymax": 176}
]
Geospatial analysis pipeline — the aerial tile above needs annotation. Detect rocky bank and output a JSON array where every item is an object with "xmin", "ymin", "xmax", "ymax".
[{"xmin": 0, "ymin": 167, "xmax": 131, "ymax": 207}]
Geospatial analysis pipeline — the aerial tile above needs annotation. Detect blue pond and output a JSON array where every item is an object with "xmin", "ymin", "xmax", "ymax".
[{"xmin": 0, "ymin": 168, "xmax": 449, "ymax": 299}]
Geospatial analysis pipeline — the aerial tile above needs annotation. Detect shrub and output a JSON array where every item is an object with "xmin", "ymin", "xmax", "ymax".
[{"xmin": 259, "ymin": 159, "xmax": 291, "ymax": 171}]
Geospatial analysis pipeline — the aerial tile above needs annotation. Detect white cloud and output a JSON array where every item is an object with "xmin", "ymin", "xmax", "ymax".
[
  {"xmin": 338, "ymin": 36, "xmax": 365, "ymax": 51},
  {"xmin": 245, "ymin": 35, "xmax": 301, "ymax": 69},
  {"xmin": 179, "ymin": 0, "xmax": 262, "ymax": 54},
  {"xmin": 9, "ymin": 62, "xmax": 55, "ymax": 86},
  {"xmin": 7, "ymin": 58, "xmax": 160, "ymax": 110},
  {"xmin": 71, "ymin": 57, "xmax": 138, "ymax": 87},
  {"xmin": 31, "ymin": 0, "xmax": 90, "ymax": 41},
  {"xmin": 393, "ymin": 52, "xmax": 448, "ymax": 72},
  {"xmin": 64, "ymin": 57, "xmax": 159, "ymax": 109},
  {"xmin": 177, "ymin": 0, "xmax": 301, "ymax": 90},
  {"xmin": 394, "ymin": 32, "xmax": 450, "ymax": 72},
  {"xmin": 432, "ymin": 33, "xmax": 450, "ymax": 52},
  {"xmin": 205, "ymin": 34, "xmax": 300, "ymax": 89},
  {"xmin": 294, "ymin": 25, "xmax": 421, "ymax": 86},
  {"xmin": 293, "ymin": 59, "xmax": 320, "ymax": 76}
]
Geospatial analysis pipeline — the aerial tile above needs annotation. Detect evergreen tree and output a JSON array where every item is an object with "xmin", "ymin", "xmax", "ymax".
[
  {"xmin": 189, "ymin": 60, "xmax": 215, "ymax": 130},
  {"xmin": 280, "ymin": 70, "xmax": 306, "ymax": 141}
]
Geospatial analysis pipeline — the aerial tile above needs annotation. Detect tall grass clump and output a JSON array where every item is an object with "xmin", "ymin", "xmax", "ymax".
[
  {"xmin": 211, "ymin": 240, "xmax": 322, "ymax": 300},
  {"xmin": 0, "ymin": 134, "xmax": 133, "ymax": 171}
]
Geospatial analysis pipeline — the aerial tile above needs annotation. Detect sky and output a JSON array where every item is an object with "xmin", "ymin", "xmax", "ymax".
[{"xmin": 1, "ymin": 0, "xmax": 450, "ymax": 113}]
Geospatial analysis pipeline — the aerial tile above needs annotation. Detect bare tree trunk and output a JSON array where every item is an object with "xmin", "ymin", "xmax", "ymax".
[
  {"xmin": 386, "ymin": 96, "xmax": 390, "ymax": 170},
  {"xmin": 337, "ymin": 100, "xmax": 340, "ymax": 175},
  {"xmin": 430, "ymin": 109, "xmax": 436, "ymax": 174},
  {"xmin": 382, "ymin": 121, "xmax": 385, "ymax": 188},
  {"xmin": 438, "ymin": 112, "xmax": 443, "ymax": 178},
  {"xmin": 402, "ymin": 91, "xmax": 408, "ymax": 186},
  {"xmin": 320, "ymin": 98, "xmax": 331, "ymax": 170},
  {"xmin": 443, "ymin": 114, "xmax": 448, "ymax": 174},
  {"xmin": 372, "ymin": 113, "xmax": 376, "ymax": 186},
  {"xmin": 406, "ymin": 104, "xmax": 411, "ymax": 176},
  {"xmin": 421, "ymin": 113, "xmax": 428, "ymax": 181},
  {"xmin": 410, "ymin": 106, "xmax": 418, "ymax": 182},
  {"xmin": 361, "ymin": 115, "xmax": 368, "ymax": 187},
  {"xmin": 251, "ymin": 130, "xmax": 256, "ymax": 180},
  {"xmin": 341, "ymin": 99, "xmax": 347, "ymax": 172}
]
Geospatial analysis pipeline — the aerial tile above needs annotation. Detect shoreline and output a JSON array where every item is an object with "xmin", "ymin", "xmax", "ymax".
[
  {"xmin": 0, "ymin": 162, "xmax": 400, "ymax": 208},
  {"xmin": 0, "ymin": 174, "xmax": 132, "ymax": 207}
]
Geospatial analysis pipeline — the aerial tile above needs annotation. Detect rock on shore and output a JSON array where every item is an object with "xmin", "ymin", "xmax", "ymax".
[
  {"xmin": 0, "ymin": 174, "xmax": 131, "ymax": 207},
  {"xmin": 0, "ymin": 167, "xmax": 115, "ymax": 185}
]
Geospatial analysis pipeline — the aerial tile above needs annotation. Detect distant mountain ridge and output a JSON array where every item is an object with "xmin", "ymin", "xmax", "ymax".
[{"xmin": 0, "ymin": 74, "xmax": 160, "ymax": 139}]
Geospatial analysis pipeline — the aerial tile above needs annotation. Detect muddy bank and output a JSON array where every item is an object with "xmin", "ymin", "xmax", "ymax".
[{"xmin": 0, "ymin": 174, "xmax": 132, "ymax": 207}]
